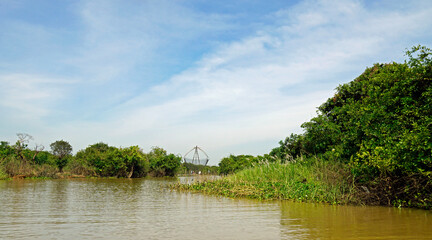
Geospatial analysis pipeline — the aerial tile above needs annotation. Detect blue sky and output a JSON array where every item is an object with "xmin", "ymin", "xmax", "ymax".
[{"xmin": 1, "ymin": 0, "xmax": 432, "ymax": 165}]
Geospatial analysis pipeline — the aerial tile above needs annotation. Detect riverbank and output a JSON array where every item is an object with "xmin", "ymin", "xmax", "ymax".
[{"xmin": 173, "ymin": 157, "xmax": 432, "ymax": 210}]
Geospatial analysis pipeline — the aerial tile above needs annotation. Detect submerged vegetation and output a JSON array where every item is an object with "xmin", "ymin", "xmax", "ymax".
[{"xmin": 175, "ymin": 45, "xmax": 432, "ymax": 209}]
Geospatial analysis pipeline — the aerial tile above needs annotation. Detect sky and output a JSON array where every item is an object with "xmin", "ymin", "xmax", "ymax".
[{"xmin": 1, "ymin": 0, "xmax": 432, "ymax": 165}]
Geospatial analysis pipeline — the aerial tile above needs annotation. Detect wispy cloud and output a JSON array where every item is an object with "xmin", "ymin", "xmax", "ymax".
[
  {"xmin": 106, "ymin": 0, "xmax": 432, "ymax": 162},
  {"xmin": 1, "ymin": 0, "xmax": 432, "ymax": 163},
  {"xmin": 69, "ymin": 0, "xmax": 234, "ymax": 83},
  {"xmin": 0, "ymin": 74, "xmax": 74, "ymax": 118}
]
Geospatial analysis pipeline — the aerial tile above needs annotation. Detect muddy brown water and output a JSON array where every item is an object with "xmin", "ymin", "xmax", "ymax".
[{"xmin": 0, "ymin": 178, "xmax": 431, "ymax": 239}]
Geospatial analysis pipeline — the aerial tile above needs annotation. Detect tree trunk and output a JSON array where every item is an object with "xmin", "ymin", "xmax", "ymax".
[{"xmin": 127, "ymin": 164, "xmax": 134, "ymax": 178}]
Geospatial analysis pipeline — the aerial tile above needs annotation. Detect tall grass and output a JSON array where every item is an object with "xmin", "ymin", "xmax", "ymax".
[
  {"xmin": 2, "ymin": 156, "xmax": 58, "ymax": 178},
  {"xmin": 173, "ymin": 158, "xmax": 357, "ymax": 204},
  {"xmin": 0, "ymin": 166, "xmax": 8, "ymax": 180}
]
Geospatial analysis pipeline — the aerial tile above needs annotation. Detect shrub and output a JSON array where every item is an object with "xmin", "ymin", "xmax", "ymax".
[
  {"xmin": 75, "ymin": 143, "xmax": 149, "ymax": 177},
  {"xmin": 147, "ymin": 147, "xmax": 181, "ymax": 177}
]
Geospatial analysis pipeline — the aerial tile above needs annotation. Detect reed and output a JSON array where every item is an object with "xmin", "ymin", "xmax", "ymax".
[
  {"xmin": 0, "ymin": 167, "xmax": 8, "ymax": 180},
  {"xmin": 173, "ymin": 158, "xmax": 357, "ymax": 204}
]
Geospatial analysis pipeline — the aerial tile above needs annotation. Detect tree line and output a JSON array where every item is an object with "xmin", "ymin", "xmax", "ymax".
[{"xmin": 0, "ymin": 135, "xmax": 182, "ymax": 179}]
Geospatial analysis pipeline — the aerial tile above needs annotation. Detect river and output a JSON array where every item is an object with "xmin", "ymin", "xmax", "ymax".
[{"xmin": 0, "ymin": 178, "xmax": 431, "ymax": 239}]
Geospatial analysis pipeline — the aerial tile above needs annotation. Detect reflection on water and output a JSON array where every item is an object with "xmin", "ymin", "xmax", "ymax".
[
  {"xmin": 279, "ymin": 201, "xmax": 432, "ymax": 240},
  {"xmin": 0, "ymin": 179, "xmax": 431, "ymax": 240}
]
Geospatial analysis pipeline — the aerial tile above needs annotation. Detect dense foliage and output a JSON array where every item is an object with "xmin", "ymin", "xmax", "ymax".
[
  {"xmin": 73, "ymin": 143, "xmax": 150, "ymax": 177},
  {"xmin": 268, "ymin": 45, "xmax": 432, "ymax": 208},
  {"xmin": 70, "ymin": 144, "xmax": 182, "ymax": 177},
  {"xmin": 0, "ymin": 136, "xmax": 182, "ymax": 179},
  {"xmin": 218, "ymin": 155, "xmax": 255, "ymax": 175},
  {"xmin": 0, "ymin": 137, "xmax": 57, "ymax": 179},
  {"xmin": 218, "ymin": 154, "xmax": 264, "ymax": 175},
  {"xmin": 50, "ymin": 140, "xmax": 73, "ymax": 172},
  {"xmin": 217, "ymin": 153, "xmax": 279, "ymax": 175},
  {"xmin": 146, "ymin": 147, "xmax": 182, "ymax": 177}
]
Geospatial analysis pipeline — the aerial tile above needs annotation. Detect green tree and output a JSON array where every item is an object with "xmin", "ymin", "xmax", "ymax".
[
  {"xmin": 218, "ymin": 154, "xmax": 257, "ymax": 175},
  {"xmin": 33, "ymin": 151, "xmax": 53, "ymax": 165},
  {"xmin": 118, "ymin": 146, "xmax": 148, "ymax": 178},
  {"xmin": 147, "ymin": 147, "xmax": 181, "ymax": 177},
  {"xmin": 74, "ymin": 142, "xmax": 116, "ymax": 176},
  {"xmin": 50, "ymin": 140, "xmax": 73, "ymax": 172},
  {"xmin": 270, "ymin": 134, "xmax": 305, "ymax": 161},
  {"xmin": 13, "ymin": 133, "xmax": 33, "ymax": 161},
  {"xmin": 0, "ymin": 141, "xmax": 13, "ymax": 160},
  {"xmin": 272, "ymin": 45, "xmax": 432, "ymax": 207},
  {"xmin": 73, "ymin": 143, "xmax": 149, "ymax": 177}
]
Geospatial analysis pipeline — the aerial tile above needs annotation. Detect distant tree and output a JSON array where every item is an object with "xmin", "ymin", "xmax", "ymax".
[
  {"xmin": 74, "ymin": 142, "xmax": 116, "ymax": 176},
  {"xmin": 16, "ymin": 133, "xmax": 33, "ymax": 147},
  {"xmin": 31, "ymin": 144, "xmax": 45, "ymax": 164},
  {"xmin": 147, "ymin": 147, "xmax": 181, "ymax": 177},
  {"xmin": 14, "ymin": 133, "xmax": 33, "ymax": 161},
  {"xmin": 33, "ymin": 151, "xmax": 52, "ymax": 165},
  {"xmin": 121, "ymin": 146, "xmax": 148, "ymax": 178},
  {"xmin": 0, "ymin": 141, "xmax": 13, "ymax": 160},
  {"xmin": 73, "ymin": 143, "xmax": 149, "ymax": 177},
  {"xmin": 218, "ymin": 154, "xmax": 257, "ymax": 175},
  {"xmin": 50, "ymin": 140, "xmax": 73, "ymax": 172}
]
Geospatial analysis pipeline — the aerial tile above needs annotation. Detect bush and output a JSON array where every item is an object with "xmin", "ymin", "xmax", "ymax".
[
  {"xmin": 147, "ymin": 147, "xmax": 181, "ymax": 177},
  {"xmin": 218, "ymin": 154, "xmax": 258, "ymax": 175},
  {"xmin": 74, "ymin": 143, "xmax": 149, "ymax": 177}
]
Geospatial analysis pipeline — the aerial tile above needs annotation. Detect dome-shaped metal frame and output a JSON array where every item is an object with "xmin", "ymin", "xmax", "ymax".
[{"xmin": 183, "ymin": 146, "xmax": 209, "ymax": 166}]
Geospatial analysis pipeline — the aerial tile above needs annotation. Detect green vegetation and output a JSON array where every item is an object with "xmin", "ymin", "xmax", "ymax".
[
  {"xmin": 147, "ymin": 147, "xmax": 181, "ymax": 177},
  {"xmin": 50, "ymin": 140, "xmax": 73, "ymax": 172},
  {"xmin": 175, "ymin": 159, "xmax": 355, "ymax": 204},
  {"xmin": 0, "ymin": 135, "xmax": 58, "ymax": 178},
  {"xmin": 218, "ymin": 154, "xmax": 257, "ymax": 175},
  {"xmin": 0, "ymin": 136, "xmax": 182, "ymax": 179},
  {"xmin": 0, "ymin": 162, "xmax": 8, "ymax": 180},
  {"xmin": 176, "ymin": 45, "xmax": 432, "ymax": 209},
  {"xmin": 72, "ymin": 143, "xmax": 151, "ymax": 178}
]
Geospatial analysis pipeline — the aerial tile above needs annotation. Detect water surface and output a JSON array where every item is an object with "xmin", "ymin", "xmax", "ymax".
[{"xmin": 0, "ymin": 178, "xmax": 430, "ymax": 239}]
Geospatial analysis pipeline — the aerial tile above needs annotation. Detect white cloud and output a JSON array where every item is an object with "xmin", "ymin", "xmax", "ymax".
[
  {"xmin": 0, "ymin": 74, "xmax": 74, "ymax": 119},
  {"xmin": 2, "ymin": 0, "xmax": 432, "ymax": 164},
  {"xmin": 99, "ymin": 0, "xmax": 432, "ymax": 163},
  {"xmin": 67, "ymin": 0, "xmax": 234, "ymax": 83}
]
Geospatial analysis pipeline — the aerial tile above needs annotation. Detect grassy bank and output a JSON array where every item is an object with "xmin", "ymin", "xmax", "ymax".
[{"xmin": 173, "ymin": 158, "xmax": 357, "ymax": 205}]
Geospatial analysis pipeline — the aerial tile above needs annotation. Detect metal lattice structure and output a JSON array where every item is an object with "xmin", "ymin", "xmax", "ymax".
[{"xmin": 183, "ymin": 146, "xmax": 209, "ymax": 166}]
